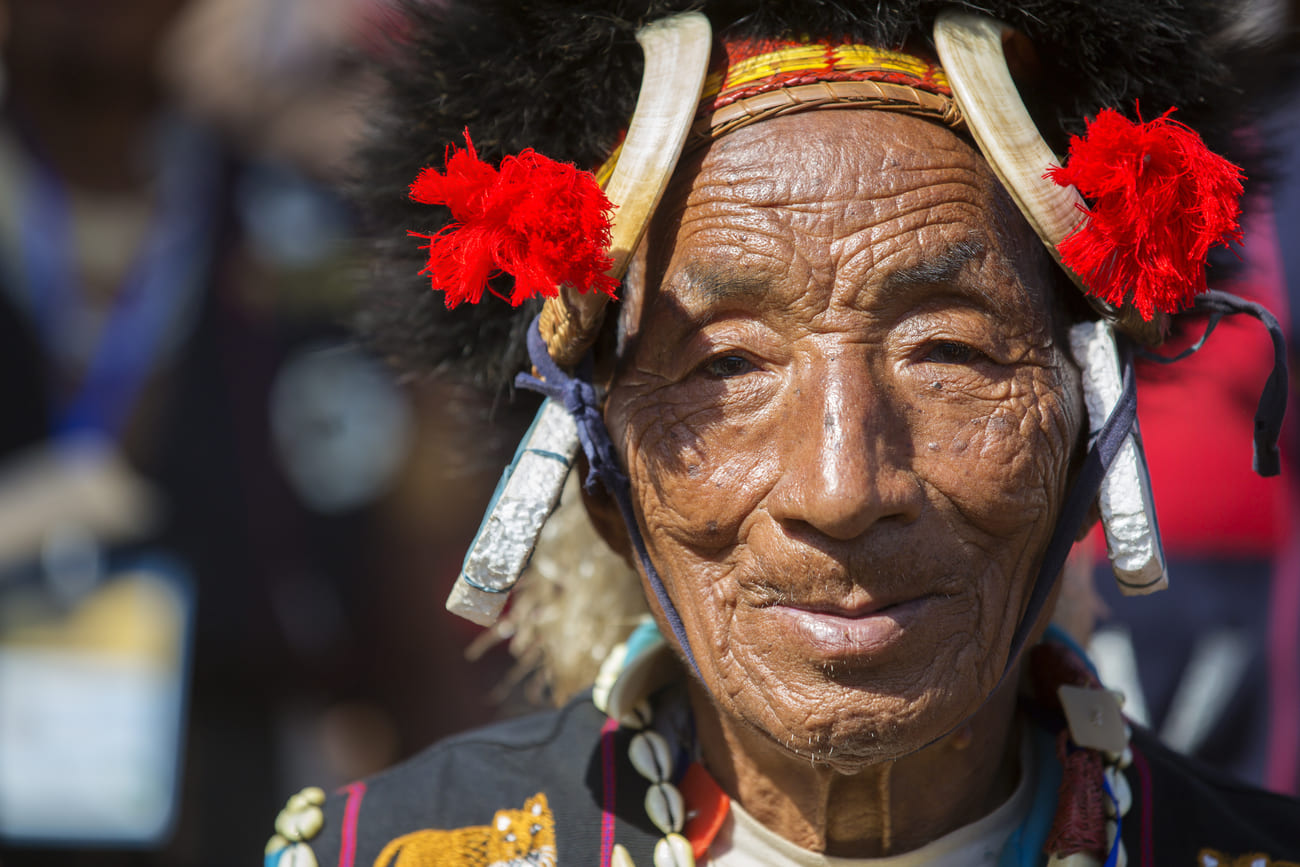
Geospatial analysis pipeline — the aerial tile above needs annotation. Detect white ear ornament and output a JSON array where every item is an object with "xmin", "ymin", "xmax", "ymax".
[{"xmin": 1070, "ymin": 320, "xmax": 1167, "ymax": 594}]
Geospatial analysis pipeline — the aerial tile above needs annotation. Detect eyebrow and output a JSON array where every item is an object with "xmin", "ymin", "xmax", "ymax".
[
  {"xmin": 677, "ymin": 264, "xmax": 772, "ymax": 306},
  {"xmin": 881, "ymin": 239, "xmax": 986, "ymax": 292},
  {"xmin": 879, "ymin": 237, "xmax": 1028, "ymax": 321}
]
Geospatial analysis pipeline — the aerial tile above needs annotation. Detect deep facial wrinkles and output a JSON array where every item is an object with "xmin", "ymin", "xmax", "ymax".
[{"xmin": 597, "ymin": 110, "xmax": 1085, "ymax": 855}]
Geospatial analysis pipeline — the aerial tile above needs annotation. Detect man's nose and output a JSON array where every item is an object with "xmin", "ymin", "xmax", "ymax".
[{"xmin": 764, "ymin": 362, "xmax": 923, "ymax": 541}]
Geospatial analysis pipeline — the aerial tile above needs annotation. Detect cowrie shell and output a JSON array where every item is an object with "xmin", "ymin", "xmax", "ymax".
[
  {"xmin": 1105, "ymin": 821, "xmax": 1128, "ymax": 867},
  {"xmin": 644, "ymin": 782, "xmax": 685, "ymax": 835},
  {"xmin": 1104, "ymin": 767, "xmax": 1132, "ymax": 817},
  {"xmin": 620, "ymin": 700, "xmax": 654, "ymax": 730},
  {"xmin": 300, "ymin": 787, "xmax": 325, "ymax": 806},
  {"xmin": 275, "ymin": 804, "xmax": 324, "ymax": 842},
  {"xmin": 612, "ymin": 843, "xmax": 636, "ymax": 867},
  {"xmin": 593, "ymin": 643, "xmax": 629, "ymax": 715},
  {"xmin": 630, "ymin": 731, "xmax": 673, "ymax": 783},
  {"xmin": 653, "ymin": 832, "xmax": 695, "ymax": 867},
  {"xmin": 265, "ymin": 834, "xmax": 289, "ymax": 857},
  {"xmin": 279, "ymin": 842, "xmax": 319, "ymax": 867}
]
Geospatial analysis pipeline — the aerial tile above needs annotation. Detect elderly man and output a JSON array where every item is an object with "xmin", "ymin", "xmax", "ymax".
[{"xmin": 266, "ymin": 1, "xmax": 1300, "ymax": 865}]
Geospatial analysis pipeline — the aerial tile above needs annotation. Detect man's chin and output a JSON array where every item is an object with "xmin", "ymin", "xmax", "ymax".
[{"xmin": 727, "ymin": 678, "xmax": 981, "ymax": 767}]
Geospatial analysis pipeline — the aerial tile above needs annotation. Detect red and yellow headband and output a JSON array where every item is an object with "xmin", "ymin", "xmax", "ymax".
[{"xmin": 596, "ymin": 39, "xmax": 962, "ymax": 186}]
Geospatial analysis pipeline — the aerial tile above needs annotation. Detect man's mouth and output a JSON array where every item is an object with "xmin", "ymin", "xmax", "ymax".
[{"xmin": 766, "ymin": 596, "xmax": 935, "ymax": 658}]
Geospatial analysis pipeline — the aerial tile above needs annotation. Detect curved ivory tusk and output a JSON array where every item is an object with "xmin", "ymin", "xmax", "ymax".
[
  {"xmin": 539, "ymin": 12, "xmax": 713, "ymax": 368},
  {"xmin": 933, "ymin": 10, "xmax": 1086, "ymax": 249},
  {"xmin": 605, "ymin": 14, "xmax": 713, "ymax": 276},
  {"xmin": 448, "ymin": 13, "xmax": 713, "ymax": 626}
]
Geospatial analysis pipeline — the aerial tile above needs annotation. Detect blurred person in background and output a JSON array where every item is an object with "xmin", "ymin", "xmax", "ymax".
[
  {"xmin": 160, "ymin": 0, "xmax": 396, "ymax": 179},
  {"xmin": 160, "ymin": 0, "xmax": 528, "ymax": 756},
  {"xmin": 0, "ymin": 0, "xmax": 519, "ymax": 865}
]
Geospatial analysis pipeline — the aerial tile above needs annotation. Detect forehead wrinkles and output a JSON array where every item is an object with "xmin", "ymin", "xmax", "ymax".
[
  {"xmin": 694, "ymin": 117, "xmax": 985, "ymax": 209},
  {"xmin": 651, "ymin": 112, "xmax": 985, "ymax": 250},
  {"xmin": 648, "ymin": 113, "xmax": 1012, "ymax": 312}
]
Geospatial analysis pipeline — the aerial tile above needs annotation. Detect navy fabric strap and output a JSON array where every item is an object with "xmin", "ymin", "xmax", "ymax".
[
  {"xmin": 516, "ymin": 317, "xmax": 702, "ymax": 679},
  {"xmin": 516, "ymin": 321, "xmax": 623, "ymax": 497},
  {"xmin": 1137, "ymin": 288, "xmax": 1288, "ymax": 478},
  {"xmin": 998, "ymin": 340, "xmax": 1138, "ymax": 688}
]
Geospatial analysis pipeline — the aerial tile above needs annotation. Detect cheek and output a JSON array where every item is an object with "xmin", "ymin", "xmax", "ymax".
[
  {"xmin": 916, "ymin": 367, "xmax": 1078, "ymax": 547},
  {"xmin": 614, "ymin": 383, "xmax": 780, "ymax": 551}
]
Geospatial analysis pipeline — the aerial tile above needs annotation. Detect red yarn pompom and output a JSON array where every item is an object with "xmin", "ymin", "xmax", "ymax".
[
  {"xmin": 1046, "ymin": 107, "xmax": 1244, "ymax": 321},
  {"xmin": 408, "ymin": 131, "xmax": 619, "ymax": 308}
]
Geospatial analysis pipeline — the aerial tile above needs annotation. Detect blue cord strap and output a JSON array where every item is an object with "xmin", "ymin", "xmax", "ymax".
[
  {"xmin": 516, "ymin": 316, "xmax": 702, "ymax": 679},
  {"xmin": 999, "ymin": 341, "xmax": 1139, "ymax": 689},
  {"xmin": 1101, "ymin": 772, "xmax": 1124, "ymax": 867},
  {"xmin": 1137, "ymin": 288, "xmax": 1288, "ymax": 477}
]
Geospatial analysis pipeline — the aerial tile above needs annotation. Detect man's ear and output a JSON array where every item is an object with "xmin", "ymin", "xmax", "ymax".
[{"xmin": 577, "ymin": 454, "xmax": 634, "ymax": 562}]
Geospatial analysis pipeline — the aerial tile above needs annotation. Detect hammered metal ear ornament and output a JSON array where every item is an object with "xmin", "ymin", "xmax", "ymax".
[
  {"xmin": 445, "ymin": 12, "xmax": 714, "ymax": 625},
  {"xmin": 1069, "ymin": 321, "xmax": 1167, "ymax": 594},
  {"xmin": 934, "ymin": 9, "xmax": 1167, "ymax": 594}
]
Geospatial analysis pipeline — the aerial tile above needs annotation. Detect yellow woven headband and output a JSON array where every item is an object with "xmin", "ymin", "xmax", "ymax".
[{"xmin": 596, "ymin": 40, "xmax": 962, "ymax": 187}]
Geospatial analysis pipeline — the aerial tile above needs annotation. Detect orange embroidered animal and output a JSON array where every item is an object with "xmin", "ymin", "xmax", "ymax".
[
  {"xmin": 373, "ymin": 792, "xmax": 556, "ymax": 867},
  {"xmin": 1199, "ymin": 851, "xmax": 1300, "ymax": 867}
]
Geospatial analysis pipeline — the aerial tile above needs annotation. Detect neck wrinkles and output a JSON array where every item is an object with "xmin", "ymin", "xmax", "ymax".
[{"xmin": 686, "ymin": 672, "xmax": 1024, "ymax": 857}]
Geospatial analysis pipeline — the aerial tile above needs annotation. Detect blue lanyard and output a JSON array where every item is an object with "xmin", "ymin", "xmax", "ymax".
[
  {"xmin": 998, "ymin": 726, "xmax": 1063, "ymax": 867},
  {"xmin": 17, "ymin": 117, "xmax": 221, "ymax": 440}
]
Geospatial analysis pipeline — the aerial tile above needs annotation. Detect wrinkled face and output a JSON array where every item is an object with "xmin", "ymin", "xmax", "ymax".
[{"xmin": 604, "ymin": 111, "xmax": 1084, "ymax": 764}]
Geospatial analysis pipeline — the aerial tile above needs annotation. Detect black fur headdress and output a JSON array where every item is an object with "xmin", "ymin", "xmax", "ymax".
[{"xmin": 355, "ymin": 0, "xmax": 1250, "ymax": 396}]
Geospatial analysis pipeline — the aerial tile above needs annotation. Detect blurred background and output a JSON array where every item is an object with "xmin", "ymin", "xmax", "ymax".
[
  {"xmin": 0, "ymin": 1, "xmax": 1293, "ymax": 866},
  {"xmin": 0, "ymin": 1, "xmax": 539, "ymax": 864}
]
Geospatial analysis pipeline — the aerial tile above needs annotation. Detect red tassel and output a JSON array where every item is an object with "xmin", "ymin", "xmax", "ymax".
[
  {"xmin": 408, "ymin": 131, "xmax": 619, "ymax": 308},
  {"xmin": 1046, "ymin": 107, "xmax": 1244, "ymax": 321}
]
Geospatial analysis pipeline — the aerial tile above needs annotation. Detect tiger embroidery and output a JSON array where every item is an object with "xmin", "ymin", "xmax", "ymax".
[
  {"xmin": 373, "ymin": 792, "xmax": 556, "ymax": 867},
  {"xmin": 1199, "ymin": 852, "xmax": 1300, "ymax": 867}
]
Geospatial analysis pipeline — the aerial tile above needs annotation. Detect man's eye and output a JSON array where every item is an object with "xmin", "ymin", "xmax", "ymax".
[
  {"xmin": 705, "ymin": 355, "xmax": 755, "ymax": 378},
  {"xmin": 924, "ymin": 341, "xmax": 981, "ymax": 365}
]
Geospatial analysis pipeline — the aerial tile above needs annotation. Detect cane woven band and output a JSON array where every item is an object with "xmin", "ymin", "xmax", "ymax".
[{"xmin": 687, "ymin": 79, "xmax": 963, "ymax": 152}]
